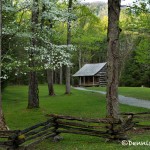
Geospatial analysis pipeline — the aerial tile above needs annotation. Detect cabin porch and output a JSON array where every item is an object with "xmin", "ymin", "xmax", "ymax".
[{"xmin": 79, "ymin": 76, "xmax": 99, "ymax": 87}]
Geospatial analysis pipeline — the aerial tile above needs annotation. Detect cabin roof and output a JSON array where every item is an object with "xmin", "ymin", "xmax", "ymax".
[{"xmin": 73, "ymin": 62, "xmax": 107, "ymax": 77}]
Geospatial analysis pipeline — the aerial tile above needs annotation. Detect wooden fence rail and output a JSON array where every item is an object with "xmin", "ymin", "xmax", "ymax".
[
  {"xmin": 0, "ymin": 112, "xmax": 149, "ymax": 149},
  {"xmin": 121, "ymin": 112, "xmax": 150, "ymax": 130},
  {"xmin": 1, "ymin": 119, "xmax": 56, "ymax": 149}
]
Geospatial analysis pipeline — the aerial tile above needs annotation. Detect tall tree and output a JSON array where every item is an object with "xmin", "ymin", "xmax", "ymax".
[
  {"xmin": 106, "ymin": 0, "xmax": 121, "ymax": 119},
  {"xmin": 40, "ymin": 2, "xmax": 55, "ymax": 96},
  {"xmin": 65, "ymin": 0, "xmax": 72, "ymax": 94},
  {"xmin": 0, "ymin": 0, "xmax": 8, "ymax": 130},
  {"xmin": 28, "ymin": 0, "xmax": 39, "ymax": 108},
  {"xmin": 46, "ymin": 17, "xmax": 56, "ymax": 96}
]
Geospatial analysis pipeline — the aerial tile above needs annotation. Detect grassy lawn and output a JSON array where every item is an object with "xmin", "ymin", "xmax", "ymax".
[
  {"xmin": 1, "ymin": 85, "xmax": 150, "ymax": 150},
  {"xmin": 87, "ymin": 87, "xmax": 150, "ymax": 101}
]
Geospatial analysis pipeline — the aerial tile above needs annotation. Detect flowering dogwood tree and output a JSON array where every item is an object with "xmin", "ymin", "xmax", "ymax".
[{"xmin": 2, "ymin": 0, "xmax": 76, "ymax": 107}]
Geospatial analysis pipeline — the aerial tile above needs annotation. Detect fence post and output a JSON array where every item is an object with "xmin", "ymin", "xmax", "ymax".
[
  {"xmin": 52, "ymin": 116, "xmax": 63, "ymax": 142},
  {"xmin": 106, "ymin": 119, "xmax": 128, "ymax": 141},
  {"xmin": 110, "ymin": 116, "xmax": 134, "ymax": 141},
  {"xmin": 7, "ymin": 130, "xmax": 26, "ymax": 150}
]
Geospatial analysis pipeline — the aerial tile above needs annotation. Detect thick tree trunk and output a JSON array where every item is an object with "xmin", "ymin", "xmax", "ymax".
[
  {"xmin": 28, "ymin": 71, "xmax": 39, "ymax": 108},
  {"xmin": 106, "ymin": 0, "xmax": 121, "ymax": 119},
  {"xmin": 0, "ymin": 110, "xmax": 8, "ymax": 130},
  {"xmin": 47, "ymin": 69, "xmax": 55, "ymax": 96},
  {"xmin": 28, "ymin": 0, "xmax": 39, "ymax": 108},
  {"xmin": 65, "ymin": 0, "xmax": 72, "ymax": 94},
  {"xmin": 0, "ymin": 1, "xmax": 8, "ymax": 130}
]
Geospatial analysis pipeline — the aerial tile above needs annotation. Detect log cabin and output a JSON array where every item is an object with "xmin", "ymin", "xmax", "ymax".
[{"xmin": 73, "ymin": 62, "xmax": 107, "ymax": 87}]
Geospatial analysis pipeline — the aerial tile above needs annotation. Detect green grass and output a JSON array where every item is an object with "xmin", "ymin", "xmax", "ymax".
[
  {"xmin": 87, "ymin": 87, "xmax": 150, "ymax": 101},
  {"xmin": 1, "ymin": 85, "xmax": 150, "ymax": 150}
]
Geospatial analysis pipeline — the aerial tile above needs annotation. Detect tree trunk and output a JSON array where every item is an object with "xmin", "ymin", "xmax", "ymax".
[
  {"xmin": 47, "ymin": 69, "xmax": 55, "ymax": 96},
  {"xmin": 28, "ymin": 71, "xmax": 39, "ymax": 108},
  {"xmin": 28, "ymin": 0, "xmax": 39, "ymax": 109},
  {"xmin": 106, "ymin": 0, "xmax": 121, "ymax": 119},
  {"xmin": 54, "ymin": 70, "xmax": 58, "ymax": 84},
  {"xmin": 41, "ymin": 3, "xmax": 45, "ymax": 29},
  {"xmin": 59, "ymin": 67, "xmax": 63, "ymax": 85},
  {"xmin": 65, "ymin": 0, "xmax": 72, "ymax": 94},
  {"xmin": 65, "ymin": 67, "xmax": 71, "ymax": 94},
  {"xmin": 0, "ymin": 1, "xmax": 8, "ymax": 130},
  {"xmin": 79, "ymin": 49, "xmax": 82, "ymax": 69},
  {"xmin": 46, "ymin": 17, "xmax": 55, "ymax": 95},
  {"xmin": 40, "ymin": 2, "xmax": 55, "ymax": 96}
]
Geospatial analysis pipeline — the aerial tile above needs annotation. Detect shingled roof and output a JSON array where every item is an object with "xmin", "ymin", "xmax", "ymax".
[{"xmin": 73, "ymin": 62, "xmax": 107, "ymax": 77}]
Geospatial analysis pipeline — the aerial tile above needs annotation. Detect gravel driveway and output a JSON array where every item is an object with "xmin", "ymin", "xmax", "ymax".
[{"xmin": 73, "ymin": 87, "xmax": 150, "ymax": 109}]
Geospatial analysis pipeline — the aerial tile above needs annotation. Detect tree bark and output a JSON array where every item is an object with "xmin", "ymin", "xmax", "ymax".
[
  {"xmin": 28, "ymin": 0, "xmax": 39, "ymax": 108},
  {"xmin": 0, "ymin": 0, "xmax": 8, "ymax": 130},
  {"xmin": 65, "ymin": 0, "xmax": 72, "ymax": 94},
  {"xmin": 47, "ymin": 69, "xmax": 55, "ymax": 96},
  {"xmin": 79, "ymin": 49, "xmax": 82, "ymax": 69},
  {"xmin": 46, "ymin": 17, "xmax": 56, "ymax": 95},
  {"xmin": 59, "ymin": 67, "xmax": 63, "ymax": 85},
  {"xmin": 65, "ymin": 66, "xmax": 71, "ymax": 94},
  {"xmin": 106, "ymin": 0, "xmax": 121, "ymax": 119},
  {"xmin": 54, "ymin": 70, "xmax": 58, "ymax": 84},
  {"xmin": 40, "ymin": 3, "xmax": 45, "ymax": 29}
]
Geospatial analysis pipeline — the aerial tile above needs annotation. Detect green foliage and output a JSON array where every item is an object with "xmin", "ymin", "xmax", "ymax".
[
  {"xmin": 2, "ymin": 0, "xmax": 150, "ymax": 88},
  {"xmin": 132, "ymin": 0, "xmax": 150, "ymax": 14},
  {"xmin": 135, "ymin": 38, "xmax": 150, "ymax": 65},
  {"xmin": 120, "ymin": 52, "xmax": 150, "ymax": 87},
  {"xmin": 119, "ymin": 1, "xmax": 150, "ymax": 87},
  {"xmin": 1, "ymin": 0, "xmax": 77, "ymax": 88},
  {"xmin": 70, "ymin": 3, "xmax": 107, "ymax": 77}
]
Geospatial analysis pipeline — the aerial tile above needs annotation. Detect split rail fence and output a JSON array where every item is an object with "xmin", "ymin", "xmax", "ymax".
[
  {"xmin": 121, "ymin": 112, "xmax": 150, "ymax": 130},
  {"xmin": 0, "ymin": 112, "xmax": 149, "ymax": 149}
]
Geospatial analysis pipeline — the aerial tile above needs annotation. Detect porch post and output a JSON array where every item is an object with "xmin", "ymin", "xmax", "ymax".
[
  {"xmin": 84, "ymin": 76, "xmax": 85, "ymax": 85},
  {"xmin": 93, "ymin": 76, "xmax": 94, "ymax": 85},
  {"xmin": 79, "ymin": 76, "xmax": 81, "ymax": 86}
]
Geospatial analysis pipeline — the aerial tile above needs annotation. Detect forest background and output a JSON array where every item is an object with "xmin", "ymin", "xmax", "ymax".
[{"xmin": 2, "ymin": 0, "xmax": 150, "ymax": 90}]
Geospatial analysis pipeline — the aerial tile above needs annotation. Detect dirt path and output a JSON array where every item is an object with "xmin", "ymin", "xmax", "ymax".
[{"xmin": 73, "ymin": 87, "xmax": 150, "ymax": 109}]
